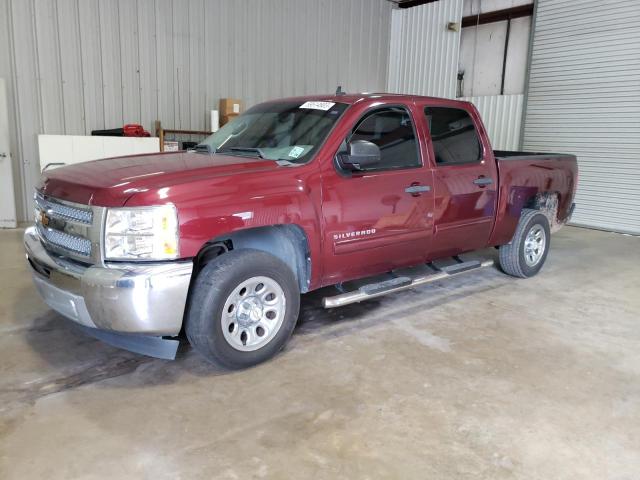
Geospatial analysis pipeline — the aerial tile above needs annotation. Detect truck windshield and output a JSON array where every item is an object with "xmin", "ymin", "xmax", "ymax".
[{"xmin": 197, "ymin": 100, "xmax": 348, "ymax": 163}]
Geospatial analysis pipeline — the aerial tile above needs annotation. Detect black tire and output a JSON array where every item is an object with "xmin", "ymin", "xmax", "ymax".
[
  {"xmin": 499, "ymin": 209, "xmax": 551, "ymax": 278},
  {"xmin": 185, "ymin": 249, "xmax": 300, "ymax": 370}
]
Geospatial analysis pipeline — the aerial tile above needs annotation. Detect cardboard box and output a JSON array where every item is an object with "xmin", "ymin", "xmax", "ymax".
[
  {"xmin": 221, "ymin": 113, "xmax": 239, "ymax": 126},
  {"xmin": 219, "ymin": 98, "xmax": 243, "ymax": 116},
  {"xmin": 163, "ymin": 140, "xmax": 180, "ymax": 152}
]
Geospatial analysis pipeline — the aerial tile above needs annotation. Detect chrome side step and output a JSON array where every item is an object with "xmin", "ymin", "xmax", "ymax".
[{"xmin": 322, "ymin": 259, "xmax": 494, "ymax": 308}]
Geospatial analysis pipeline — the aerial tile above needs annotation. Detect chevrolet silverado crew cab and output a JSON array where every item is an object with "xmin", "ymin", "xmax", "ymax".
[{"xmin": 25, "ymin": 93, "xmax": 577, "ymax": 369}]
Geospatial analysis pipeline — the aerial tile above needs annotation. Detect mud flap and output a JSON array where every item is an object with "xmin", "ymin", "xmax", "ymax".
[{"xmin": 69, "ymin": 321, "xmax": 180, "ymax": 360}]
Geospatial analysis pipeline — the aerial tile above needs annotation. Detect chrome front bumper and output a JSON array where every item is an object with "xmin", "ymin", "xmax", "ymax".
[{"xmin": 24, "ymin": 226, "xmax": 193, "ymax": 346}]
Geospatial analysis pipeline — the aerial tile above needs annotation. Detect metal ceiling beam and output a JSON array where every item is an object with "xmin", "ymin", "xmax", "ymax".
[
  {"xmin": 388, "ymin": 0, "xmax": 441, "ymax": 9},
  {"xmin": 461, "ymin": 3, "xmax": 534, "ymax": 28}
]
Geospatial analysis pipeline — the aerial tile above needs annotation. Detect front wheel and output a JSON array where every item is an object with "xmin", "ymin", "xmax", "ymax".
[
  {"xmin": 186, "ymin": 249, "xmax": 300, "ymax": 369},
  {"xmin": 499, "ymin": 209, "xmax": 551, "ymax": 278}
]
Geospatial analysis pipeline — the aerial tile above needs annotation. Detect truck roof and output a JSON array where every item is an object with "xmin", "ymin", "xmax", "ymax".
[{"xmin": 268, "ymin": 92, "xmax": 466, "ymax": 106}]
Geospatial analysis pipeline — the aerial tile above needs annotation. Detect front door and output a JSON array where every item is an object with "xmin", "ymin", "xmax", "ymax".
[
  {"xmin": 320, "ymin": 105, "xmax": 434, "ymax": 285},
  {"xmin": 419, "ymin": 104, "xmax": 498, "ymax": 258}
]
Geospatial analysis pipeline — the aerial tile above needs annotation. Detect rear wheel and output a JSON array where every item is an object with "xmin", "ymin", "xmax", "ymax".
[
  {"xmin": 499, "ymin": 209, "xmax": 551, "ymax": 278},
  {"xmin": 186, "ymin": 249, "xmax": 300, "ymax": 369}
]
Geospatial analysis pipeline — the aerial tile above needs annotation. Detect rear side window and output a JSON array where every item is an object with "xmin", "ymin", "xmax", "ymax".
[
  {"xmin": 424, "ymin": 107, "xmax": 482, "ymax": 165},
  {"xmin": 348, "ymin": 107, "xmax": 421, "ymax": 171}
]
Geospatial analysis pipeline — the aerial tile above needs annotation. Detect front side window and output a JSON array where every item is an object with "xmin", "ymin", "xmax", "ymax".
[
  {"xmin": 424, "ymin": 107, "xmax": 482, "ymax": 165},
  {"xmin": 347, "ymin": 107, "xmax": 421, "ymax": 171},
  {"xmin": 197, "ymin": 100, "xmax": 348, "ymax": 163}
]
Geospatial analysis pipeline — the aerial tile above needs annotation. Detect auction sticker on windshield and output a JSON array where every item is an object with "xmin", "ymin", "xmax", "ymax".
[
  {"xmin": 300, "ymin": 101, "xmax": 335, "ymax": 111},
  {"xmin": 289, "ymin": 146, "xmax": 305, "ymax": 158}
]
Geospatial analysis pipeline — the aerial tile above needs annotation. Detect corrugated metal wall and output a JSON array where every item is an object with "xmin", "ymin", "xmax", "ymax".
[
  {"xmin": 523, "ymin": 0, "xmax": 640, "ymax": 235},
  {"xmin": 0, "ymin": 0, "xmax": 392, "ymax": 221},
  {"xmin": 462, "ymin": 94, "xmax": 524, "ymax": 150},
  {"xmin": 387, "ymin": 2, "xmax": 525, "ymax": 151},
  {"xmin": 388, "ymin": 0, "xmax": 463, "ymax": 98}
]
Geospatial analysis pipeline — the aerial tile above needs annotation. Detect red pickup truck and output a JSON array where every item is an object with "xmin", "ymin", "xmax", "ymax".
[{"xmin": 25, "ymin": 93, "xmax": 577, "ymax": 369}]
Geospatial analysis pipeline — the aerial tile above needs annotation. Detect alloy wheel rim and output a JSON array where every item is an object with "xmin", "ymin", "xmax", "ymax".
[
  {"xmin": 221, "ymin": 276, "xmax": 286, "ymax": 352},
  {"xmin": 524, "ymin": 224, "xmax": 546, "ymax": 267}
]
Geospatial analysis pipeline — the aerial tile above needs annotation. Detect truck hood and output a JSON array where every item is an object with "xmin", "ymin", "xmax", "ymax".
[{"xmin": 39, "ymin": 151, "xmax": 283, "ymax": 207}]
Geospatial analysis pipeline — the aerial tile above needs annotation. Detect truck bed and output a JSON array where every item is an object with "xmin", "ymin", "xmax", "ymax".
[{"xmin": 488, "ymin": 150, "xmax": 578, "ymax": 247}]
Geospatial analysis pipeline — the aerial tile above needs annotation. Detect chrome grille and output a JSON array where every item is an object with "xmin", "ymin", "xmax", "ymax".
[
  {"xmin": 37, "ymin": 224, "xmax": 92, "ymax": 256},
  {"xmin": 35, "ymin": 193, "xmax": 93, "ymax": 224},
  {"xmin": 34, "ymin": 192, "xmax": 104, "ymax": 263}
]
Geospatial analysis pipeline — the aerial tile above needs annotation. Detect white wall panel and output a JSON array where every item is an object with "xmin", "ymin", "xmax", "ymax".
[
  {"xmin": 34, "ymin": 0, "xmax": 65, "ymax": 133},
  {"xmin": 459, "ymin": 20, "xmax": 507, "ymax": 96},
  {"xmin": 57, "ymin": 0, "xmax": 85, "ymax": 135},
  {"xmin": 2, "ymin": 0, "xmax": 392, "ymax": 222},
  {"xmin": 388, "ymin": 0, "xmax": 463, "ymax": 98},
  {"xmin": 172, "ymin": 0, "xmax": 189, "ymax": 130},
  {"xmin": 0, "ymin": 0, "xmax": 23, "ymax": 213},
  {"xmin": 188, "ymin": 0, "xmax": 205, "ymax": 131},
  {"xmin": 462, "ymin": 94, "xmax": 524, "ymax": 150},
  {"xmin": 38, "ymin": 134, "xmax": 160, "ymax": 171},
  {"xmin": 503, "ymin": 16, "xmax": 530, "ymax": 95},
  {"xmin": 459, "ymin": 15, "xmax": 531, "ymax": 96},
  {"xmin": 118, "ymin": 0, "xmax": 141, "ymax": 126},
  {"xmin": 155, "ymin": 0, "xmax": 175, "ymax": 130},
  {"xmin": 98, "ymin": 0, "xmax": 123, "ymax": 128},
  {"xmin": 8, "ymin": 0, "xmax": 42, "ymax": 221},
  {"xmin": 137, "ymin": 0, "xmax": 158, "ymax": 132},
  {"xmin": 0, "ymin": 79, "xmax": 17, "ymax": 227},
  {"xmin": 78, "ymin": 0, "xmax": 105, "ymax": 133},
  {"xmin": 523, "ymin": 0, "xmax": 640, "ymax": 235}
]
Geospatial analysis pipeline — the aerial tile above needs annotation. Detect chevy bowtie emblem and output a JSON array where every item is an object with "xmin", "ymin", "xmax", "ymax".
[{"xmin": 40, "ymin": 210, "xmax": 50, "ymax": 227}]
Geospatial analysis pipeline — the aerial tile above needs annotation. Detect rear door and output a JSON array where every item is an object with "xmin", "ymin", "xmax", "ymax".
[
  {"xmin": 417, "ymin": 103, "xmax": 498, "ymax": 258},
  {"xmin": 320, "ymin": 104, "xmax": 434, "ymax": 285}
]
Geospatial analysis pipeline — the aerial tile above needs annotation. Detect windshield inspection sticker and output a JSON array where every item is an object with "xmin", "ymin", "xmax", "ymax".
[
  {"xmin": 288, "ymin": 146, "xmax": 305, "ymax": 158},
  {"xmin": 300, "ymin": 101, "xmax": 335, "ymax": 111}
]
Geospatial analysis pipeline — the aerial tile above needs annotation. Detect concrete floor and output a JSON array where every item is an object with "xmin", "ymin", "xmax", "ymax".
[{"xmin": 0, "ymin": 226, "xmax": 639, "ymax": 479}]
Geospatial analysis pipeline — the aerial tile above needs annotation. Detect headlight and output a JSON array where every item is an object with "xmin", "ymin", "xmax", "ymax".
[{"xmin": 104, "ymin": 205, "xmax": 179, "ymax": 260}]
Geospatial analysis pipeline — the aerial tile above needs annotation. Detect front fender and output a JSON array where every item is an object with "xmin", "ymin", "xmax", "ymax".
[{"xmin": 126, "ymin": 163, "xmax": 324, "ymax": 289}]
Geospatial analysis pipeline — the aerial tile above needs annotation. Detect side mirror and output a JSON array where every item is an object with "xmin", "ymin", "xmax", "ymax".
[{"xmin": 338, "ymin": 140, "xmax": 381, "ymax": 171}]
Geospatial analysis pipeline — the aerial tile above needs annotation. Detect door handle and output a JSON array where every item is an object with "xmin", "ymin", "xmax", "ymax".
[
  {"xmin": 405, "ymin": 184, "xmax": 431, "ymax": 196},
  {"xmin": 473, "ymin": 177, "xmax": 493, "ymax": 187}
]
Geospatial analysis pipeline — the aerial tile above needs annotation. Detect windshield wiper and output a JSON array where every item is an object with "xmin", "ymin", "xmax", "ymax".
[{"xmin": 219, "ymin": 147, "xmax": 266, "ymax": 159}]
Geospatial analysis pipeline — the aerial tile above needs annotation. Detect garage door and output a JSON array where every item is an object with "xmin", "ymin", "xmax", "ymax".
[{"xmin": 522, "ymin": 0, "xmax": 640, "ymax": 235}]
